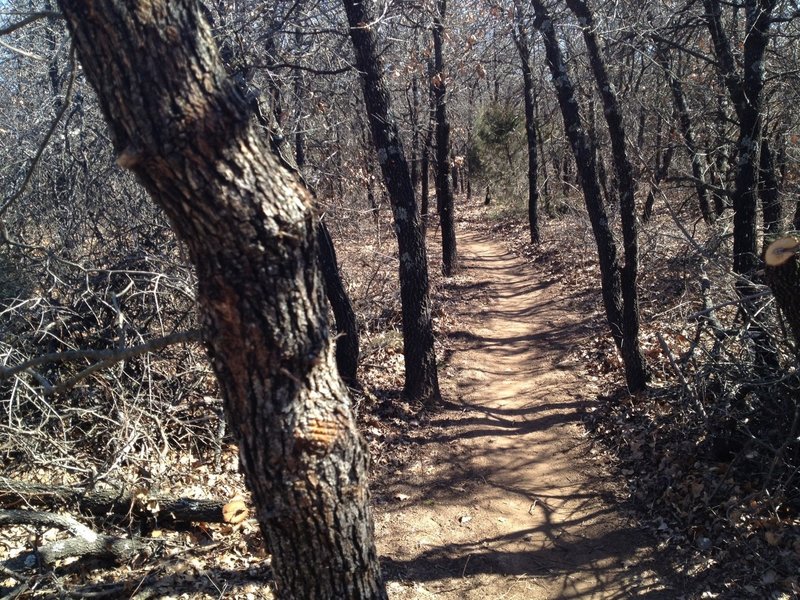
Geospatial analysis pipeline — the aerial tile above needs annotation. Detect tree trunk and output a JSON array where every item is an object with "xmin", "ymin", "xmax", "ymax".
[
  {"xmin": 57, "ymin": 3, "xmax": 385, "ymax": 599},
  {"xmin": 567, "ymin": 0, "xmax": 649, "ymax": 392},
  {"xmin": 512, "ymin": 0, "xmax": 541, "ymax": 245},
  {"xmin": 760, "ymin": 137, "xmax": 782, "ymax": 234},
  {"xmin": 317, "ymin": 220, "xmax": 360, "ymax": 387},
  {"xmin": 535, "ymin": 93, "xmax": 551, "ymax": 211},
  {"xmin": 341, "ymin": 0, "xmax": 441, "ymax": 404},
  {"xmin": 643, "ymin": 141, "xmax": 675, "ymax": 223},
  {"xmin": 294, "ymin": 28, "xmax": 306, "ymax": 169},
  {"xmin": 703, "ymin": 0, "xmax": 777, "ymax": 277},
  {"xmin": 530, "ymin": 0, "xmax": 626, "ymax": 356},
  {"xmin": 229, "ymin": 16, "xmax": 361, "ymax": 389},
  {"xmin": 410, "ymin": 72, "xmax": 420, "ymax": 191},
  {"xmin": 0, "ymin": 478, "xmax": 246, "ymax": 525},
  {"xmin": 420, "ymin": 59, "xmax": 436, "ymax": 225},
  {"xmin": 654, "ymin": 46, "xmax": 714, "ymax": 224},
  {"xmin": 433, "ymin": 0, "xmax": 458, "ymax": 275}
]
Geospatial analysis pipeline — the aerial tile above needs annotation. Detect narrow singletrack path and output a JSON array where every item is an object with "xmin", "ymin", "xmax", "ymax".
[{"xmin": 375, "ymin": 225, "xmax": 673, "ymax": 599}]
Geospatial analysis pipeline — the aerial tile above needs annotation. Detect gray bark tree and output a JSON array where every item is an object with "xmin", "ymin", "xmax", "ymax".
[
  {"xmin": 341, "ymin": 0, "xmax": 441, "ymax": 404},
  {"xmin": 512, "ymin": 0, "xmax": 541, "ymax": 245},
  {"xmin": 566, "ymin": 0, "xmax": 649, "ymax": 391},
  {"xmin": 56, "ymin": 2, "xmax": 385, "ymax": 598},
  {"xmin": 433, "ymin": 0, "xmax": 458, "ymax": 275}
]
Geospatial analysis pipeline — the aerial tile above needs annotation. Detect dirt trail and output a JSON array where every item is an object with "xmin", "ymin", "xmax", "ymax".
[{"xmin": 375, "ymin": 227, "xmax": 673, "ymax": 599}]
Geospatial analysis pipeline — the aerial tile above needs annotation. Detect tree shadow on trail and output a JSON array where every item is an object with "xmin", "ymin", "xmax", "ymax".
[
  {"xmin": 421, "ymin": 400, "xmax": 586, "ymax": 445},
  {"xmin": 380, "ymin": 522, "xmax": 676, "ymax": 599}
]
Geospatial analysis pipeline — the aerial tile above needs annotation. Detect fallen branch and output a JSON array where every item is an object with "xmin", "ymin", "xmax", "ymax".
[
  {"xmin": 0, "ymin": 509, "xmax": 159, "ymax": 572},
  {"xmin": 0, "ymin": 478, "xmax": 247, "ymax": 525}
]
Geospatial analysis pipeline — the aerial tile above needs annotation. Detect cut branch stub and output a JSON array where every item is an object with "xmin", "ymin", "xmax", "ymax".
[
  {"xmin": 764, "ymin": 236, "xmax": 800, "ymax": 352},
  {"xmin": 764, "ymin": 236, "xmax": 800, "ymax": 267}
]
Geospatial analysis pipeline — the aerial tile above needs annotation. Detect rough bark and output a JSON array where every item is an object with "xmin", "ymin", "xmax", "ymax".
[
  {"xmin": 433, "ymin": 0, "xmax": 458, "ymax": 275},
  {"xmin": 567, "ymin": 0, "xmax": 648, "ymax": 392},
  {"xmin": 57, "ymin": 3, "xmax": 385, "ymax": 599},
  {"xmin": 530, "ymin": 0, "xmax": 626, "ymax": 354},
  {"xmin": 512, "ymin": 0, "xmax": 541, "ymax": 245},
  {"xmin": 341, "ymin": 0, "xmax": 441, "ymax": 404},
  {"xmin": 262, "ymin": 111, "xmax": 361, "ymax": 387},
  {"xmin": 214, "ymin": 8, "xmax": 361, "ymax": 389}
]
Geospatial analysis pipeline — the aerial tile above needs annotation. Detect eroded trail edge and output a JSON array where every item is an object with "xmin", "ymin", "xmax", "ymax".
[{"xmin": 375, "ymin": 227, "xmax": 671, "ymax": 599}]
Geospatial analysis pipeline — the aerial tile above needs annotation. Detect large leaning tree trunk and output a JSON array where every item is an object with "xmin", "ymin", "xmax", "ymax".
[
  {"xmin": 262, "ymin": 105, "xmax": 361, "ymax": 388},
  {"xmin": 512, "ymin": 0, "xmax": 541, "ymax": 245},
  {"xmin": 57, "ymin": 3, "xmax": 385, "ymax": 599},
  {"xmin": 205, "ymin": 2, "xmax": 362, "ymax": 387},
  {"xmin": 432, "ymin": 0, "xmax": 458, "ymax": 275},
  {"xmin": 566, "ymin": 0, "xmax": 648, "ymax": 391},
  {"xmin": 529, "ymin": 1, "xmax": 627, "ymax": 367},
  {"xmin": 342, "ymin": 0, "xmax": 441, "ymax": 404}
]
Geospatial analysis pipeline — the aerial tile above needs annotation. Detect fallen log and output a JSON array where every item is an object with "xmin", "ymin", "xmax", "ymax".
[
  {"xmin": 0, "ymin": 478, "xmax": 247, "ymax": 525},
  {"xmin": 0, "ymin": 509, "xmax": 160, "ymax": 571}
]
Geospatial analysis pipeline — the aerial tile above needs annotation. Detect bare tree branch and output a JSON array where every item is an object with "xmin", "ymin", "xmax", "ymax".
[
  {"xmin": 0, "ymin": 329, "xmax": 204, "ymax": 396},
  {"xmin": 0, "ymin": 11, "xmax": 61, "ymax": 37}
]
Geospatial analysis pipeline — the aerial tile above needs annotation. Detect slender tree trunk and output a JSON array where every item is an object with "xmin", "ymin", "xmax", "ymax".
[
  {"xmin": 410, "ymin": 72, "xmax": 420, "ymax": 191},
  {"xmin": 643, "ymin": 141, "xmax": 675, "ymax": 223},
  {"xmin": 317, "ymin": 221, "xmax": 360, "ymax": 387},
  {"xmin": 760, "ymin": 137, "xmax": 782, "ymax": 234},
  {"xmin": 341, "ymin": 0, "xmax": 441, "ymax": 404},
  {"xmin": 421, "ymin": 140, "xmax": 430, "ymax": 223},
  {"xmin": 57, "ymin": 3, "xmax": 385, "ymax": 599},
  {"xmin": 530, "ymin": 0, "xmax": 626, "ymax": 355},
  {"xmin": 420, "ymin": 59, "xmax": 436, "ymax": 226},
  {"xmin": 433, "ymin": 0, "xmax": 458, "ymax": 275},
  {"xmin": 294, "ymin": 29, "xmax": 306, "ymax": 169},
  {"xmin": 566, "ymin": 0, "xmax": 648, "ymax": 392},
  {"xmin": 711, "ymin": 80, "xmax": 732, "ymax": 217},
  {"xmin": 586, "ymin": 98, "xmax": 615, "ymax": 209},
  {"xmin": 512, "ymin": 0, "xmax": 541, "ymax": 245},
  {"xmin": 655, "ymin": 46, "xmax": 714, "ymax": 223},
  {"xmin": 536, "ymin": 98, "xmax": 550, "ymax": 210}
]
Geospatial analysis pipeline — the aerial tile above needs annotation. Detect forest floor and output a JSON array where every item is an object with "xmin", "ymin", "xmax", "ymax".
[
  {"xmin": 15, "ymin": 200, "xmax": 795, "ymax": 599},
  {"xmin": 370, "ymin": 211, "xmax": 675, "ymax": 599}
]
